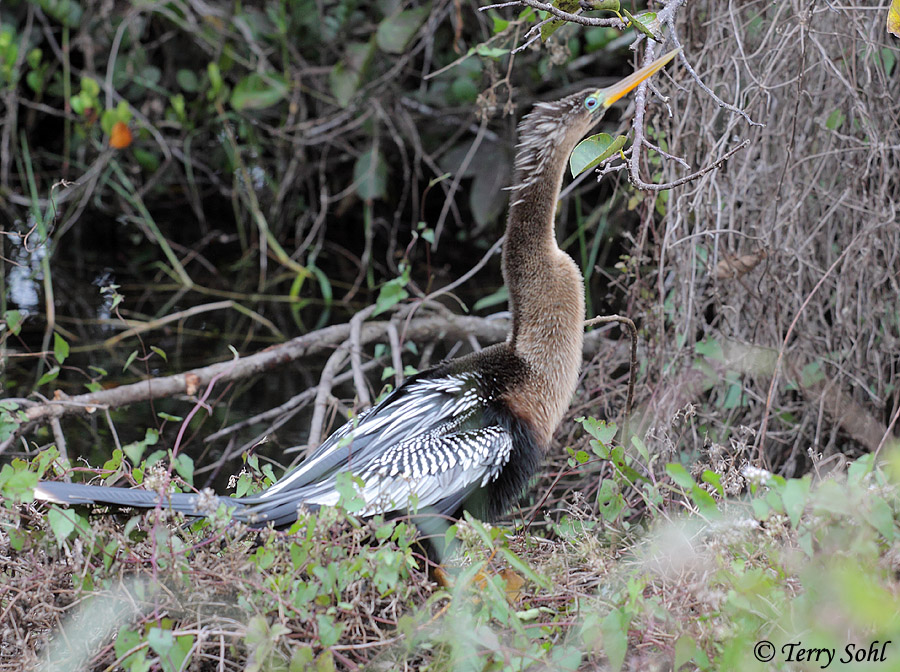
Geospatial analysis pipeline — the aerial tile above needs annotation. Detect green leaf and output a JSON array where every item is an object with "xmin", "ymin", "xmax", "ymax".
[
  {"xmin": 147, "ymin": 627, "xmax": 193, "ymax": 672},
  {"xmin": 0, "ymin": 462, "xmax": 38, "ymax": 502},
  {"xmin": 26, "ymin": 47, "xmax": 42, "ymax": 69},
  {"xmin": 334, "ymin": 471, "xmax": 365, "ymax": 513},
  {"xmin": 674, "ymin": 635, "xmax": 696, "ymax": 670},
  {"xmin": 329, "ymin": 41, "xmax": 375, "ymax": 108},
  {"xmin": 173, "ymin": 453, "xmax": 194, "ymax": 484},
  {"xmin": 373, "ymin": 279, "xmax": 408, "ymax": 316},
  {"xmin": 751, "ymin": 497, "xmax": 771, "ymax": 520},
  {"xmin": 569, "ymin": 133, "xmax": 628, "ymax": 178},
  {"xmin": 722, "ymin": 382, "xmax": 743, "ymax": 409},
  {"xmin": 230, "ymin": 72, "xmax": 288, "ymax": 111},
  {"xmin": 781, "ymin": 476, "xmax": 810, "ymax": 528},
  {"xmin": 865, "ymin": 497, "xmax": 895, "ymax": 540},
  {"xmin": 825, "ymin": 108, "xmax": 845, "ymax": 131},
  {"xmin": 577, "ymin": 416, "xmax": 618, "ymax": 446},
  {"xmin": 316, "ymin": 613, "xmax": 344, "ymax": 648},
  {"xmin": 621, "ymin": 8, "xmax": 659, "ymax": 40},
  {"xmin": 150, "ymin": 346, "xmax": 167, "ymax": 362},
  {"xmin": 473, "ymin": 286, "xmax": 508, "ymax": 312},
  {"xmin": 596, "ymin": 479, "xmax": 624, "ymax": 521},
  {"xmin": 38, "ymin": 0, "xmax": 84, "ymax": 26},
  {"xmin": 114, "ymin": 628, "xmax": 144, "ymax": 669},
  {"xmin": 701, "ymin": 469, "xmax": 724, "ymax": 497},
  {"xmin": 290, "ymin": 647, "xmax": 315, "ymax": 671},
  {"xmin": 800, "ymin": 360, "xmax": 825, "ymax": 387},
  {"xmin": 207, "ymin": 62, "xmax": 223, "ymax": 96},
  {"xmin": 102, "ymin": 448, "xmax": 123, "ymax": 473},
  {"xmin": 879, "ymin": 47, "xmax": 896, "ymax": 77},
  {"xmin": 70, "ymin": 94, "xmax": 85, "ymax": 115},
  {"xmin": 631, "ymin": 435, "xmax": 649, "ymax": 463},
  {"xmin": 582, "ymin": 0, "xmax": 620, "ymax": 9},
  {"xmin": 122, "ymin": 428, "xmax": 159, "ymax": 464},
  {"xmin": 376, "ymin": 6, "xmax": 430, "ymax": 54},
  {"xmin": 374, "ymin": 520, "xmax": 396, "ymax": 541},
  {"xmin": 3, "ymin": 309, "xmax": 24, "ymax": 335},
  {"xmin": 540, "ymin": 0, "xmax": 583, "ymax": 41},
  {"xmin": 37, "ymin": 366, "xmax": 60, "ymax": 386},
  {"xmin": 47, "ymin": 506, "xmax": 76, "ymax": 543},
  {"xmin": 353, "ymin": 147, "xmax": 388, "ymax": 201},
  {"xmin": 690, "ymin": 485, "xmax": 719, "ymax": 517},
  {"xmin": 101, "ymin": 108, "xmax": 117, "ymax": 135},
  {"xmin": 694, "ymin": 337, "xmax": 724, "ymax": 360},
  {"xmin": 600, "ymin": 608, "xmax": 629, "ymax": 672},
  {"xmin": 474, "ymin": 44, "xmax": 509, "ymax": 59},
  {"xmin": 666, "ymin": 462, "xmax": 696, "ymax": 488},
  {"xmin": 176, "ymin": 68, "xmax": 199, "ymax": 92},
  {"xmin": 374, "ymin": 265, "xmax": 410, "ymax": 316},
  {"xmin": 53, "ymin": 332, "xmax": 69, "ymax": 364},
  {"xmin": 81, "ymin": 76, "xmax": 100, "ymax": 98}
]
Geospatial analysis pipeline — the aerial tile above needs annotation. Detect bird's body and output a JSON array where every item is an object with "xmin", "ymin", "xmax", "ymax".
[
  {"xmin": 34, "ymin": 50, "xmax": 678, "ymax": 527},
  {"xmin": 35, "ymin": 345, "xmax": 541, "ymax": 526}
]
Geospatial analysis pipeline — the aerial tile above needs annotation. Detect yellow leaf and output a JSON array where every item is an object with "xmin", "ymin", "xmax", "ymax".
[{"xmin": 888, "ymin": 0, "xmax": 900, "ymax": 37}]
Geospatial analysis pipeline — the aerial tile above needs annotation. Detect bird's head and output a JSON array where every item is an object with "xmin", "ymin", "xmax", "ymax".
[
  {"xmin": 511, "ymin": 48, "xmax": 681, "ymax": 190},
  {"xmin": 579, "ymin": 47, "xmax": 681, "ymax": 125},
  {"xmin": 514, "ymin": 48, "xmax": 680, "ymax": 185}
]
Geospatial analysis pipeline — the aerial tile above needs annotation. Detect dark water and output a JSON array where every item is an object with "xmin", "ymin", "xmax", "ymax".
[{"xmin": 1, "ymin": 215, "xmax": 508, "ymax": 491}]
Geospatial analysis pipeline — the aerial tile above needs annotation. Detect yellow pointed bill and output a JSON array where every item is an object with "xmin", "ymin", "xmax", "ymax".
[{"xmin": 599, "ymin": 47, "xmax": 681, "ymax": 108}]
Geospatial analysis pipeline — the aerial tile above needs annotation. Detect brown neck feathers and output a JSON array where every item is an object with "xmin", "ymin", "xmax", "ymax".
[{"xmin": 500, "ymin": 104, "xmax": 587, "ymax": 445}]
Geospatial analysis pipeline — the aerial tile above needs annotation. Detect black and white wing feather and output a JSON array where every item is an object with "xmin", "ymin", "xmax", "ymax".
[
  {"xmin": 33, "ymin": 360, "xmax": 532, "ymax": 527},
  {"xmin": 230, "ymin": 369, "xmax": 513, "ymax": 523}
]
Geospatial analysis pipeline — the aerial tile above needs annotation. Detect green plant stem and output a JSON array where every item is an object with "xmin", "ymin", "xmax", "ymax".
[
  {"xmin": 109, "ymin": 160, "xmax": 194, "ymax": 288},
  {"xmin": 62, "ymin": 26, "xmax": 71, "ymax": 173},
  {"xmin": 214, "ymin": 102, "xmax": 309, "ymax": 285},
  {"xmin": 18, "ymin": 132, "xmax": 55, "ymax": 385}
]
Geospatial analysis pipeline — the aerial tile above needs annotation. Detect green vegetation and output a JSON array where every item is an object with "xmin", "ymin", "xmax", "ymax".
[{"xmin": 3, "ymin": 421, "xmax": 900, "ymax": 669}]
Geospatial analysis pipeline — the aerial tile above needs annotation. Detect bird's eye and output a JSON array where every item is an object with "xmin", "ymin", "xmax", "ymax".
[{"xmin": 584, "ymin": 96, "xmax": 599, "ymax": 110}]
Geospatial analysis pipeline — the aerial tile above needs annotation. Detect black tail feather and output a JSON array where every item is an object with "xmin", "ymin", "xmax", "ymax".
[{"xmin": 33, "ymin": 481, "xmax": 240, "ymax": 519}]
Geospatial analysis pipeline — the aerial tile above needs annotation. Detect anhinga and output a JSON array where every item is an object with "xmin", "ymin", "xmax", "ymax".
[{"xmin": 34, "ymin": 50, "xmax": 677, "ymax": 527}]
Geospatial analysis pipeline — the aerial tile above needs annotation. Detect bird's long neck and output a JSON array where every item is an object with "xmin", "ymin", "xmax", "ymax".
[{"xmin": 501, "ymin": 124, "xmax": 586, "ymax": 446}]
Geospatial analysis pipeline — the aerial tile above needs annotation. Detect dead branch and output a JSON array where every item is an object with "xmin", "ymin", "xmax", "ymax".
[
  {"xmin": 0, "ymin": 313, "xmax": 505, "ymax": 453},
  {"xmin": 3, "ymin": 311, "xmax": 628, "ymax": 454}
]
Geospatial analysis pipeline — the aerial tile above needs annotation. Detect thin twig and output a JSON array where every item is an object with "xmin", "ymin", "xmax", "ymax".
[
  {"xmin": 873, "ymin": 401, "xmax": 900, "ymax": 460},
  {"xmin": 387, "ymin": 321, "xmax": 404, "ymax": 388},
  {"xmin": 433, "ymin": 116, "xmax": 489, "ymax": 249},
  {"xmin": 756, "ymin": 234, "xmax": 863, "ymax": 465},
  {"xmin": 668, "ymin": 29, "xmax": 764, "ymax": 128},
  {"xmin": 628, "ymin": 140, "xmax": 752, "ymax": 191},
  {"xmin": 307, "ymin": 342, "xmax": 352, "ymax": 449},
  {"xmin": 584, "ymin": 315, "xmax": 637, "ymax": 421},
  {"xmin": 50, "ymin": 418, "xmax": 69, "ymax": 481},
  {"xmin": 102, "ymin": 301, "xmax": 283, "ymax": 347},
  {"xmin": 201, "ymin": 359, "xmax": 383, "ymax": 450},
  {"xmin": 349, "ymin": 306, "xmax": 378, "ymax": 407},
  {"xmin": 423, "ymin": 236, "xmax": 504, "ymax": 304}
]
